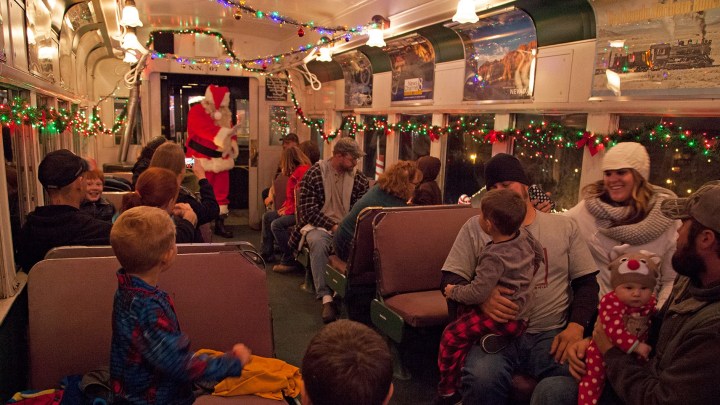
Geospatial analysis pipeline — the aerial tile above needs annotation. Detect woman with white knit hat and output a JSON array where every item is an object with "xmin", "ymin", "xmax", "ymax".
[{"xmin": 564, "ymin": 142, "xmax": 680, "ymax": 307}]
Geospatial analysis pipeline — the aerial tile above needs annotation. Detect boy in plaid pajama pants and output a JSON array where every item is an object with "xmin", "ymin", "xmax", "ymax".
[{"xmin": 438, "ymin": 189, "xmax": 544, "ymax": 404}]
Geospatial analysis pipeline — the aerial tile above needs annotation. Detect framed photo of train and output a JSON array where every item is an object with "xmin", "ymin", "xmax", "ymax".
[
  {"xmin": 452, "ymin": 8, "xmax": 537, "ymax": 102},
  {"xmin": 592, "ymin": 0, "xmax": 720, "ymax": 98}
]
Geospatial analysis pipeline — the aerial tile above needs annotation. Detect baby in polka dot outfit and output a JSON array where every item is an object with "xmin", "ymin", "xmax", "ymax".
[{"xmin": 578, "ymin": 250, "xmax": 660, "ymax": 405}]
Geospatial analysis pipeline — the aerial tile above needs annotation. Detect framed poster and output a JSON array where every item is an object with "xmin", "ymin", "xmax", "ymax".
[
  {"xmin": 335, "ymin": 51, "xmax": 374, "ymax": 108},
  {"xmin": 592, "ymin": 0, "xmax": 720, "ymax": 98},
  {"xmin": 386, "ymin": 35, "xmax": 435, "ymax": 103},
  {"xmin": 265, "ymin": 77, "xmax": 288, "ymax": 101},
  {"xmin": 452, "ymin": 8, "xmax": 537, "ymax": 101}
]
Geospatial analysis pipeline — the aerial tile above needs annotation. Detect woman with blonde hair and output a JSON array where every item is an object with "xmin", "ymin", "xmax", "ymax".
[
  {"xmin": 332, "ymin": 160, "xmax": 421, "ymax": 262},
  {"xmin": 150, "ymin": 142, "xmax": 219, "ymax": 242},
  {"xmin": 121, "ymin": 167, "xmax": 198, "ymax": 243},
  {"xmin": 564, "ymin": 142, "xmax": 679, "ymax": 307},
  {"xmin": 262, "ymin": 146, "xmax": 312, "ymax": 271}
]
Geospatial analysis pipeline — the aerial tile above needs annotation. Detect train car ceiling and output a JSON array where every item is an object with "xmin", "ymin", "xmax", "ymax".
[{"xmin": 305, "ymin": 0, "xmax": 595, "ymax": 84}]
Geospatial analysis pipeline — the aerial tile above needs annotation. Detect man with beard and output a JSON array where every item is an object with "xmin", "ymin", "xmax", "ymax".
[
  {"xmin": 530, "ymin": 180, "xmax": 720, "ymax": 405},
  {"xmin": 288, "ymin": 138, "xmax": 369, "ymax": 323}
]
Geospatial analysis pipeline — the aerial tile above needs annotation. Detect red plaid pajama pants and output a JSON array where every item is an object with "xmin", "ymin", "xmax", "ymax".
[{"xmin": 437, "ymin": 305, "xmax": 526, "ymax": 395}]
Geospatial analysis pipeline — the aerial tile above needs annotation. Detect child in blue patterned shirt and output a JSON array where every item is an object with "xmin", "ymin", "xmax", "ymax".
[{"xmin": 109, "ymin": 206, "xmax": 251, "ymax": 404}]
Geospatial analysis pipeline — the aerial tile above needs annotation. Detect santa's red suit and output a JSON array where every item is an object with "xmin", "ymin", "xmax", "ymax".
[{"xmin": 185, "ymin": 85, "xmax": 238, "ymax": 236}]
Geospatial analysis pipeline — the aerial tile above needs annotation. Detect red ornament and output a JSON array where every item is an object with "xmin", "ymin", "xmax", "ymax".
[
  {"xmin": 261, "ymin": 62, "xmax": 268, "ymax": 70},
  {"xmin": 298, "ymin": 28, "xmax": 304, "ymax": 37}
]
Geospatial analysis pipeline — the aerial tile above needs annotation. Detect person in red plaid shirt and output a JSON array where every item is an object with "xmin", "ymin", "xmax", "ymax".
[
  {"xmin": 109, "ymin": 206, "xmax": 251, "ymax": 404},
  {"xmin": 437, "ymin": 189, "xmax": 544, "ymax": 405}
]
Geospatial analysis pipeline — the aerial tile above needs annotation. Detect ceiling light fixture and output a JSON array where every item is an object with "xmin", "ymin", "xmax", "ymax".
[
  {"xmin": 316, "ymin": 46, "xmax": 333, "ymax": 62},
  {"xmin": 121, "ymin": 27, "xmax": 146, "ymax": 53},
  {"xmin": 366, "ymin": 15, "xmax": 389, "ymax": 48},
  {"xmin": 120, "ymin": 0, "xmax": 143, "ymax": 27},
  {"xmin": 123, "ymin": 50, "xmax": 139, "ymax": 64},
  {"xmin": 452, "ymin": 0, "xmax": 479, "ymax": 24}
]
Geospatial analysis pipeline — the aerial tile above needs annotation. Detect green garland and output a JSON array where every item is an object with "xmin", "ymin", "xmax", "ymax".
[{"xmin": 0, "ymin": 98, "xmax": 127, "ymax": 137}]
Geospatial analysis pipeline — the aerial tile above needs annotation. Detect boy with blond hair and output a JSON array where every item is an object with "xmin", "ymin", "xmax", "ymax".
[{"xmin": 109, "ymin": 206, "xmax": 251, "ymax": 404}]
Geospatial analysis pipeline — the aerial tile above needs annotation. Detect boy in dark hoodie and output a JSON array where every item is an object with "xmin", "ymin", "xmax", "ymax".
[
  {"xmin": 414, "ymin": 155, "xmax": 442, "ymax": 205},
  {"xmin": 16, "ymin": 150, "xmax": 112, "ymax": 272}
]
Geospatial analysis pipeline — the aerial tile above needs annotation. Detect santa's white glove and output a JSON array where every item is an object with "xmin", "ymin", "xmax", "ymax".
[{"xmin": 230, "ymin": 142, "xmax": 239, "ymax": 158}]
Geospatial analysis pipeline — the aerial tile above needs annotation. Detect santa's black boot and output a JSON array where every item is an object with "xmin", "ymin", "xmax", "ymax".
[{"xmin": 214, "ymin": 214, "xmax": 234, "ymax": 238}]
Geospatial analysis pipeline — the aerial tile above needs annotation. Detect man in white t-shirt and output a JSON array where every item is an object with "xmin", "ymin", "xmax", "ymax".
[{"xmin": 440, "ymin": 153, "xmax": 599, "ymax": 404}]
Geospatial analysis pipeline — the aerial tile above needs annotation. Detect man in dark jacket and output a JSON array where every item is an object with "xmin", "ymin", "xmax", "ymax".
[
  {"xmin": 16, "ymin": 149, "xmax": 112, "ymax": 272},
  {"xmin": 531, "ymin": 180, "xmax": 720, "ymax": 405}
]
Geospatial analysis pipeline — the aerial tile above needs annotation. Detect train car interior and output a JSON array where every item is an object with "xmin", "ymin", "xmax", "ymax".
[{"xmin": 2, "ymin": 0, "xmax": 720, "ymax": 403}]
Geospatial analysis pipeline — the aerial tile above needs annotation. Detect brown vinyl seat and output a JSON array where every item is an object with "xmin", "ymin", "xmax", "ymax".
[
  {"xmin": 370, "ymin": 206, "xmax": 481, "ymax": 343},
  {"xmin": 28, "ymin": 251, "xmax": 276, "ymax": 404},
  {"xmin": 325, "ymin": 204, "xmax": 472, "ymax": 324},
  {"xmin": 45, "ymin": 241, "xmax": 261, "ymax": 260}
]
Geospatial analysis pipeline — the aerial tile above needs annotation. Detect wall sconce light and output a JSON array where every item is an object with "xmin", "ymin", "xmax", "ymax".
[
  {"xmin": 452, "ymin": 0, "xmax": 479, "ymax": 24},
  {"xmin": 366, "ymin": 15, "xmax": 389, "ymax": 47},
  {"xmin": 120, "ymin": 0, "xmax": 143, "ymax": 27}
]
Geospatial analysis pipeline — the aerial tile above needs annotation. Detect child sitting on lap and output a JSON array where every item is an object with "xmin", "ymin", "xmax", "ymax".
[
  {"xmin": 109, "ymin": 206, "xmax": 251, "ymax": 404},
  {"xmin": 438, "ymin": 189, "xmax": 544, "ymax": 405},
  {"xmin": 578, "ymin": 248, "xmax": 659, "ymax": 405}
]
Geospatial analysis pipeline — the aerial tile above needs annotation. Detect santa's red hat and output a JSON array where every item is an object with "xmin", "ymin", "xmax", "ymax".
[{"xmin": 205, "ymin": 85, "xmax": 230, "ymax": 120}]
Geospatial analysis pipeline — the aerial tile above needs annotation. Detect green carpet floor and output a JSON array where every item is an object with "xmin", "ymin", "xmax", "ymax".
[{"xmin": 219, "ymin": 224, "xmax": 438, "ymax": 404}]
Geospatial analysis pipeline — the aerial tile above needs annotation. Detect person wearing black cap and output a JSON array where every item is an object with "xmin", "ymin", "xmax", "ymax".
[
  {"xmin": 440, "ymin": 153, "xmax": 599, "ymax": 404},
  {"xmin": 16, "ymin": 149, "xmax": 112, "ymax": 272}
]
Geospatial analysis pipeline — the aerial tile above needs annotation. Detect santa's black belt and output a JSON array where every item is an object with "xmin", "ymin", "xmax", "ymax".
[{"xmin": 188, "ymin": 140, "xmax": 223, "ymax": 158}]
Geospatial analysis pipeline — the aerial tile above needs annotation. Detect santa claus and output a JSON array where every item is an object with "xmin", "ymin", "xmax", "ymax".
[{"xmin": 185, "ymin": 85, "xmax": 239, "ymax": 238}]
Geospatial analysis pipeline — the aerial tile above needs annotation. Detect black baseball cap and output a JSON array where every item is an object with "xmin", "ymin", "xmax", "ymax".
[{"xmin": 38, "ymin": 149, "xmax": 89, "ymax": 190}]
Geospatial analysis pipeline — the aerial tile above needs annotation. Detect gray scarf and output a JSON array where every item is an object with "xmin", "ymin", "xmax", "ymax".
[{"xmin": 584, "ymin": 185, "xmax": 676, "ymax": 245}]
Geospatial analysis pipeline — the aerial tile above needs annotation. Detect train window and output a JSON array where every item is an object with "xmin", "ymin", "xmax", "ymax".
[
  {"xmin": 398, "ymin": 113, "xmax": 431, "ymax": 161},
  {"xmin": 514, "ymin": 114, "xmax": 587, "ymax": 211},
  {"xmin": 269, "ymin": 106, "xmax": 292, "ymax": 146},
  {"xmin": 361, "ymin": 115, "xmax": 387, "ymax": 180},
  {"xmin": 618, "ymin": 116, "xmax": 720, "ymax": 198},
  {"xmin": 37, "ymin": 94, "xmax": 58, "ymax": 159},
  {"xmin": 443, "ymin": 114, "xmax": 494, "ymax": 204}
]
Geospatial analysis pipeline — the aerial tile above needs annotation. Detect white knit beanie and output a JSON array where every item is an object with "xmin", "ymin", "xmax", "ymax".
[{"xmin": 601, "ymin": 142, "xmax": 650, "ymax": 180}]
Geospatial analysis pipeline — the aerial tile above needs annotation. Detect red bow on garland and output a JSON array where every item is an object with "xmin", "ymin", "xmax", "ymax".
[
  {"xmin": 484, "ymin": 130, "xmax": 500, "ymax": 144},
  {"xmin": 576, "ymin": 132, "xmax": 604, "ymax": 156}
]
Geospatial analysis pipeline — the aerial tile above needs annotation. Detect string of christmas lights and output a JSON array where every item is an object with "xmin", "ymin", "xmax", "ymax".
[
  {"xmin": 145, "ymin": 28, "xmax": 359, "ymax": 71},
  {"xmin": 215, "ymin": 0, "xmax": 364, "ymax": 38},
  {"xmin": 287, "ymin": 73, "xmax": 325, "ymax": 131},
  {"xmin": 284, "ymin": 82, "xmax": 720, "ymax": 157},
  {"xmin": 0, "ymin": 98, "xmax": 128, "ymax": 137}
]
